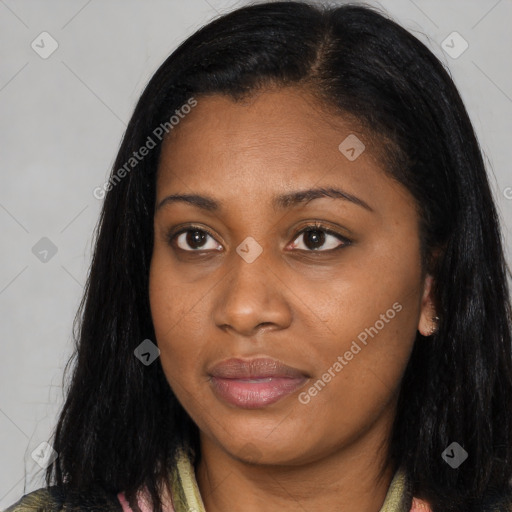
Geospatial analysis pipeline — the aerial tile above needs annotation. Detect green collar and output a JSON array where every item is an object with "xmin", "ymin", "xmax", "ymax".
[{"xmin": 170, "ymin": 450, "xmax": 409, "ymax": 512}]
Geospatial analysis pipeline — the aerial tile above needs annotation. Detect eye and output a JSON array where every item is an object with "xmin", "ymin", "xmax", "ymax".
[
  {"xmin": 289, "ymin": 222, "xmax": 351, "ymax": 252},
  {"xmin": 168, "ymin": 226, "xmax": 222, "ymax": 252},
  {"xmin": 166, "ymin": 222, "xmax": 351, "ymax": 253}
]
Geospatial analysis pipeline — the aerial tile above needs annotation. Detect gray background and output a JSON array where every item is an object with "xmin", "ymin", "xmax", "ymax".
[{"xmin": 0, "ymin": 0, "xmax": 511, "ymax": 507}]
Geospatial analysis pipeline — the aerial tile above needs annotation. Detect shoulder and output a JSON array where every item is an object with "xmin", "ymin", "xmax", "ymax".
[{"xmin": 3, "ymin": 485, "xmax": 123, "ymax": 512}]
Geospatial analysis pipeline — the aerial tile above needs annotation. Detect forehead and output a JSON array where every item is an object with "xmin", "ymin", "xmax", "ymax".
[
  {"xmin": 161, "ymin": 87, "xmax": 362, "ymax": 156},
  {"xmin": 154, "ymin": 88, "xmax": 412, "ymax": 219}
]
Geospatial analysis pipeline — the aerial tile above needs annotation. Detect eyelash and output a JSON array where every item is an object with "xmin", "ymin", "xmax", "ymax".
[{"xmin": 166, "ymin": 221, "xmax": 352, "ymax": 254}]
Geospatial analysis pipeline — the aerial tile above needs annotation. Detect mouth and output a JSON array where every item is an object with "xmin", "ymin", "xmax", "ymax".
[{"xmin": 208, "ymin": 357, "xmax": 309, "ymax": 409}]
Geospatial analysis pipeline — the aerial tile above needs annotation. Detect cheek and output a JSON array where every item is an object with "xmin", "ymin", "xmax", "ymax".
[
  {"xmin": 315, "ymin": 258, "xmax": 418, "ymax": 328},
  {"xmin": 149, "ymin": 254, "xmax": 222, "ymax": 408},
  {"xmin": 302, "ymin": 244, "xmax": 422, "ymax": 396},
  {"xmin": 148, "ymin": 255, "xmax": 214, "ymax": 388},
  {"xmin": 304, "ymin": 290, "xmax": 417, "ymax": 401},
  {"xmin": 149, "ymin": 262, "xmax": 219, "ymax": 435},
  {"xmin": 293, "ymin": 288, "xmax": 419, "ymax": 450}
]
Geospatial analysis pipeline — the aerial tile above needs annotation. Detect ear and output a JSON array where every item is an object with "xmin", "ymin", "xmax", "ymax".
[{"xmin": 417, "ymin": 273, "xmax": 437, "ymax": 336}]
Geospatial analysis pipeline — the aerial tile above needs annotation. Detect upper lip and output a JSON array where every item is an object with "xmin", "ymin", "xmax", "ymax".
[{"xmin": 209, "ymin": 357, "xmax": 308, "ymax": 379}]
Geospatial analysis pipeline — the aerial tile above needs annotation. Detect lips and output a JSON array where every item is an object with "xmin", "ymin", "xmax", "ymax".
[{"xmin": 208, "ymin": 357, "xmax": 309, "ymax": 409}]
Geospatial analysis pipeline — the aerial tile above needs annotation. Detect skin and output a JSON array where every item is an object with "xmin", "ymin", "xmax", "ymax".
[{"xmin": 149, "ymin": 86, "xmax": 437, "ymax": 512}]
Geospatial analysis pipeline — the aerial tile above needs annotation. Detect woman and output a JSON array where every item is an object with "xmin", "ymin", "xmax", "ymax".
[{"xmin": 5, "ymin": 1, "xmax": 512, "ymax": 511}]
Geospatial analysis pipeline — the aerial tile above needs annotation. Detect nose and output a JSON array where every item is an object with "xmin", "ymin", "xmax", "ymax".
[{"xmin": 213, "ymin": 246, "xmax": 292, "ymax": 337}]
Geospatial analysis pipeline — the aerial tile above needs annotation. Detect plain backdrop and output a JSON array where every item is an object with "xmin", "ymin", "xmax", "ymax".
[{"xmin": 0, "ymin": 0, "xmax": 511, "ymax": 507}]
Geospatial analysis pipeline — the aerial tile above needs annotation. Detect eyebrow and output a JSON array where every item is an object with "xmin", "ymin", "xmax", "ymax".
[{"xmin": 156, "ymin": 186, "xmax": 373, "ymax": 213}]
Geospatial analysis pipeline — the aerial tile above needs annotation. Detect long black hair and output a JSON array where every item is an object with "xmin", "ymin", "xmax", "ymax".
[{"xmin": 46, "ymin": 2, "xmax": 512, "ymax": 511}]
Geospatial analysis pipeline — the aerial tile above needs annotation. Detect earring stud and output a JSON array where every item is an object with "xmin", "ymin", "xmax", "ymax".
[{"xmin": 430, "ymin": 315, "xmax": 440, "ymax": 336}]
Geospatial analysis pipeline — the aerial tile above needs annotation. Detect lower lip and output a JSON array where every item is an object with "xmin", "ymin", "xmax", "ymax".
[{"xmin": 210, "ymin": 376, "xmax": 307, "ymax": 409}]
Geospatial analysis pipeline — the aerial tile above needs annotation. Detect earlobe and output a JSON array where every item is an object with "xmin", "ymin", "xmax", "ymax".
[{"xmin": 417, "ymin": 274, "xmax": 439, "ymax": 336}]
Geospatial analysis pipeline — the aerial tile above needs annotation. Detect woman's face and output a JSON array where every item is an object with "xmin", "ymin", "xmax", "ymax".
[{"xmin": 149, "ymin": 87, "xmax": 435, "ymax": 466}]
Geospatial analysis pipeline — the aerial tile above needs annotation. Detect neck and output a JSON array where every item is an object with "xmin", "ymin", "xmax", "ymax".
[{"xmin": 195, "ymin": 422, "xmax": 396, "ymax": 512}]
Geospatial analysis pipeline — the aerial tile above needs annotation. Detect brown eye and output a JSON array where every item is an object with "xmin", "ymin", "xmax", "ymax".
[
  {"xmin": 168, "ymin": 227, "xmax": 222, "ymax": 252},
  {"xmin": 290, "ymin": 224, "xmax": 351, "ymax": 252}
]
